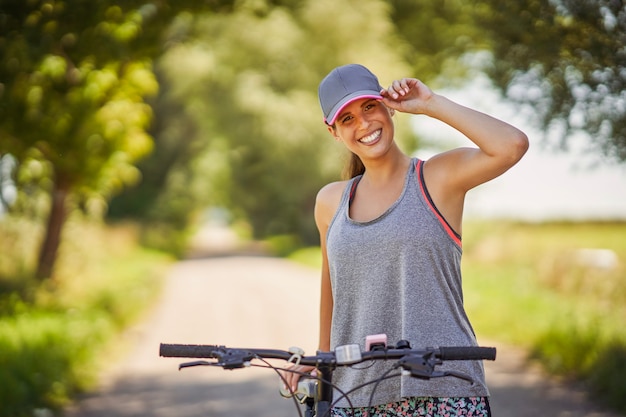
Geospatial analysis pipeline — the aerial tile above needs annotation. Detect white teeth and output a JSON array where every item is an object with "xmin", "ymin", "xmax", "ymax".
[{"xmin": 360, "ymin": 130, "xmax": 381, "ymax": 144}]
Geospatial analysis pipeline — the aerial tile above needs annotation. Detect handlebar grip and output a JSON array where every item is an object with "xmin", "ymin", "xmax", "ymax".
[
  {"xmin": 439, "ymin": 346, "xmax": 496, "ymax": 361},
  {"xmin": 159, "ymin": 343, "xmax": 221, "ymax": 358}
]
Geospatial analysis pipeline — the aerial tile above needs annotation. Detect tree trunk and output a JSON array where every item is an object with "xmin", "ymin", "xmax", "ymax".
[{"xmin": 36, "ymin": 176, "xmax": 70, "ymax": 281}]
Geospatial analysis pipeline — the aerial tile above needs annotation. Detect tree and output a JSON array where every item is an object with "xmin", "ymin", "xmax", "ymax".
[
  {"xmin": 109, "ymin": 0, "xmax": 418, "ymax": 248},
  {"xmin": 472, "ymin": 0, "xmax": 626, "ymax": 162},
  {"xmin": 387, "ymin": 0, "xmax": 484, "ymax": 86},
  {"xmin": 0, "ymin": 1, "xmax": 231, "ymax": 280}
]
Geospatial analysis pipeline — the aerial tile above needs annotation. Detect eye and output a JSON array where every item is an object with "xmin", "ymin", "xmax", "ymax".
[
  {"xmin": 339, "ymin": 114, "xmax": 353, "ymax": 124},
  {"xmin": 364, "ymin": 101, "xmax": 379, "ymax": 112}
]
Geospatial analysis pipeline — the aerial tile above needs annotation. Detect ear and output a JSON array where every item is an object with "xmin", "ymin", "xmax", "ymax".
[
  {"xmin": 327, "ymin": 124, "xmax": 341, "ymax": 141},
  {"xmin": 389, "ymin": 108, "xmax": 395, "ymax": 117}
]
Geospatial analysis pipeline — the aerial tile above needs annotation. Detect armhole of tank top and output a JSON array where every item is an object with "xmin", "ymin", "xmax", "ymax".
[
  {"xmin": 414, "ymin": 159, "xmax": 462, "ymax": 248},
  {"xmin": 348, "ymin": 175, "xmax": 362, "ymax": 205},
  {"xmin": 326, "ymin": 177, "xmax": 360, "ymax": 243}
]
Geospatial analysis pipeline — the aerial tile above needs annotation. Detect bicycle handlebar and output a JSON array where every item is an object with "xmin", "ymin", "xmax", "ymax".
[
  {"xmin": 160, "ymin": 341, "xmax": 496, "ymax": 417},
  {"xmin": 159, "ymin": 343, "xmax": 496, "ymax": 367},
  {"xmin": 438, "ymin": 346, "xmax": 496, "ymax": 361}
]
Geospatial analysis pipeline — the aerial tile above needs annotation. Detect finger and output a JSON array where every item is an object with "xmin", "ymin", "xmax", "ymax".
[
  {"xmin": 380, "ymin": 97, "xmax": 402, "ymax": 112},
  {"xmin": 284, "ymin": 366, "xmax": 303, "ymax": 391},
  {"xmin": 381, "ymin": 87, "xmax": 398, "ymax": 100},
  {"xmin": 391, "ymin": 79, "xmax": 406, "ymax": 98},
  {"xmin": 278, "ymin": 370, "xmax": 291, "ymax": 390},
  {"xmin": 398, "ymin": 78, "xmax": 412, "ymax": 95},
  {"xmin": 385, "ymin": 78, "xmax": 415, "ymax": 100}
]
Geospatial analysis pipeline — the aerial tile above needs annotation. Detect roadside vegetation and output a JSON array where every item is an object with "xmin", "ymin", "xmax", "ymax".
[
  {"xmin": 289, "ymin": 220, "xmax": 626, "ymax": 414},
  {"xmin": 2, "ymin": 217, "xmax": 624, "ymax": 415},
  {"xmin": 0, "ymin": 217, "xmax": 173, "ymax": 417},
  {"xmin": 461, "ymin": 220, "xmax": 626, "ymax": 414}
]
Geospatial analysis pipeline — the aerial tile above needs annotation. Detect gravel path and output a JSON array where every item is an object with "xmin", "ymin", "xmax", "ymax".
[{"xmin": 64, "ymin": 233, "xmax": 622, "ymax": 417}]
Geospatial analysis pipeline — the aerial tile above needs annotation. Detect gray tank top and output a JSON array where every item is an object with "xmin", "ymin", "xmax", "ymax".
[{"xmin": 326, "ymin": 158, "xmax": 489, "ymax": 407}]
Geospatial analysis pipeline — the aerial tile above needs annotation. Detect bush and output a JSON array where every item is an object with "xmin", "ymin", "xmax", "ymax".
[
  {"xmin": 588, "ymin": 342, "xmax": 626, "ymax": 414},
  {"xmin": 0, "ymin": 310, "xmax": 114, "ymax": 416},
  {"xmin": 0, "ymin": 218, "xmax": 172, "ymax": 416},
  {"xmin": 531, "ymin": 320, "xmax": 603, "ymax": 377},
  {"xmin": 531, "ymin": 322, "xmax": 626, "ymax": 414},
  {"xmin": 265, "ymin": 234, "xmax": 302, "ymax": 257},
  {"xmin": 462, "ymin": 221, "xmax": 626, "ymax": 414}
]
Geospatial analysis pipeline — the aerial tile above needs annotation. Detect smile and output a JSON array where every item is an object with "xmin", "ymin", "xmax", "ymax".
[{"xmin": 359, "ymin": 129, "xmax": 381, "ymax": 144}]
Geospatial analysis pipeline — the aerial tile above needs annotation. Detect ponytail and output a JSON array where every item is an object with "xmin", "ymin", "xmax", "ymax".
[
  {"xmin": 342, "ymin": 152, "xmax": 365, "ymax": 180},
  {"xmin": 328, "ymin": 125, "xmax": 365, "ymax": 179}
]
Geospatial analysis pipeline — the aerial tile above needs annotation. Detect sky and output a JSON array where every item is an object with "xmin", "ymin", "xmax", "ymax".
[{"xmin": 411, "ymin": 76, "xmax": 626, "ymax": 222}]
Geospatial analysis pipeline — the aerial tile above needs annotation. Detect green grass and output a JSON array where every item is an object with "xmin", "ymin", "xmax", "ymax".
[
  {"xmin": 287, "ymin": 246, "xmax": 323, "ymax": 268},
  {"xmin": 461, "ymin": 221, "xmax": 625, "ymax": 340},
  {"xmin": 0, "ymin": 217, "xmax": 173, "ymax": 417},
  {"xmin": 462, "ymin": 221, "xmax": 626, "ymax": 413},
  {"xmin": 0, "ymin": 309, "xmax": 115, "ymax": 415}
]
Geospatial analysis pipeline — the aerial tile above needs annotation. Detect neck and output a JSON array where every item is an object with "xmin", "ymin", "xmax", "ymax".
[{"xmin": 361, "ymin": 149, "xmax": 411, "ymax": 186}]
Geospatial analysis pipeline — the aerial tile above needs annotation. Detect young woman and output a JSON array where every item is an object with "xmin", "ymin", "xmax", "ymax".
[{"xmin": 284, "ymin": 64, "xmax": 528, "ymax": 416}]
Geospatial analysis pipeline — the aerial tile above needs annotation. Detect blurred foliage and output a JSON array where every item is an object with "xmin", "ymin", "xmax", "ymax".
[
  {"xmin": 0, "ymin": 0, "xmax": 234, "ymax": 279},
  {"xmin": 109, "ymin": 0, "xmax": 420, "ymax": 248},
  {"xmin": 2, "ymin": 0, "xmax": 625, "ymax": 282},
  {"xmin": 387, "ymin": 0, "xmax": 486, "ymax": 86},
  {"xmin": 461, "ymin": 220, "xmax": 626, "ymax": 414},
  {"xmin": 0, "ymin": 218, "xmax": 172, "ymax": 416},
  {"xmin": 0, "ymin": 308, "xmax": 115, "ymax": 416},
  {"xmin": 472, "ymin": 0, "xmax": 626, "ymax": 162}
]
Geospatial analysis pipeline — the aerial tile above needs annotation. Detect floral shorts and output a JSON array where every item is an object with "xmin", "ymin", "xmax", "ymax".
[{"xmin": 330, "ymin": 396, "xmax": 491, "ymax": 417}]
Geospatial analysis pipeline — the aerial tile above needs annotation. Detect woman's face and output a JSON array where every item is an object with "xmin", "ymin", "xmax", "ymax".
[{"xmin": 328, "ymin": 98, "xmax": 395, "ymax": 159}]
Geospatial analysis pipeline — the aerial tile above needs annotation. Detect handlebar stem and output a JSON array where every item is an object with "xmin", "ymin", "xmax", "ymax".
[{"xmin": 315, "ymin": 362, "xmax": 333, "ymax": 417}]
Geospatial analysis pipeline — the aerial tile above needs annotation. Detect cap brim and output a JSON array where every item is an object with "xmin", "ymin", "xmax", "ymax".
[{"xmin": 325, "ymin": 91, "xmax": 383, "ymax": 125}]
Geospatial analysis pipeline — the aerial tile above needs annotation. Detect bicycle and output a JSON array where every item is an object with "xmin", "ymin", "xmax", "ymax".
[{"xmin": 160, "ymin": 336, "xmax": 496, "ymax": 417}]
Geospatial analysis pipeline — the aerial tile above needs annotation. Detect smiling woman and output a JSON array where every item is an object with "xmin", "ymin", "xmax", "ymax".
[
  {"xmin": 327, "ymin": 97, "xmax": 397, "ymax": 172},
  {"xmin": 280, "ymin": 63, "xmax": 528, "ymax": 417}
]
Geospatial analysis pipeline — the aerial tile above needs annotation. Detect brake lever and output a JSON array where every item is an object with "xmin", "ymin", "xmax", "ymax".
[
  {"xmin": 397, "ymin": 354, "xmax": 476, "ymax": 384},
  {"xmin": 437, "ymin": 370, "xmax": 475, "ymax": 385},
  {"xmin": 178, "ymin": 349, "xmax": 255, "ymax": 371},
  {"xmin": 179, "ymin": 360, "xmax": 214, "ymax": 370}
]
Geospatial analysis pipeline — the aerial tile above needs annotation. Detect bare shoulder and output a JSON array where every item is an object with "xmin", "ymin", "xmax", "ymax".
[
  {"xmin": 315, "ymin": 180, "xmax": 348, "ymax": 228},
  {"xmin": 317, "ymin": 180, "xmax": 348, "ymax": 202}
]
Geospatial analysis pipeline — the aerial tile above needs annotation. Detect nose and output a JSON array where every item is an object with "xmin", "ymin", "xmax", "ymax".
[{"xmin": 357, "ymin": 113, "xmax": 371, "ymax": 130}]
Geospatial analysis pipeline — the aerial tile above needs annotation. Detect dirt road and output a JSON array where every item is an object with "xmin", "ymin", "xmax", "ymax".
[{"xmin": 64, "ymin": 250, "xmax": 622, "ymax": 416}]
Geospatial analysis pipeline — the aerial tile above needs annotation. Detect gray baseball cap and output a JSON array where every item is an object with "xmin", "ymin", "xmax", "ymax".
[{"xmin": 318, "ymin": 64, "xmax": 383, "ymax": 125}]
